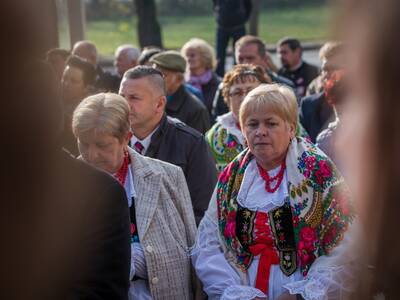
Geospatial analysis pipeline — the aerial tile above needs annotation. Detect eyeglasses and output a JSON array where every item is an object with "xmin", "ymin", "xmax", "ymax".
[{"xmin": 229, "ymin": 87, "xmax": 255, "ymax": 98}]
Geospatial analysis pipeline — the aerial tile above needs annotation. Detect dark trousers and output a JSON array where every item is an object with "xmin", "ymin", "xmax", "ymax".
[{"xmin": 215, "ymin": 25, "xmax": 246, "ymax": 77}]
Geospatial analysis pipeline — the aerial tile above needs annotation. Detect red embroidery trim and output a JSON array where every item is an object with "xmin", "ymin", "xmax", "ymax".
[
  {"xmin": 257, "ymin": 161, "xmax": 286, "ymax": 193},
  {"xmin": 114, "ymin": 151, "xmax": 130, "ymax": 186}
]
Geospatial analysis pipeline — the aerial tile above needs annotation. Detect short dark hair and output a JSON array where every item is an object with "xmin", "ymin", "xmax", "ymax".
[
  {"xmin": 138, "ymin": 47, "xmax": 162, "ymax": 65},
  {"xmin": 65, "ymin": 55, "xmax": 96, "ymax": 86},
  {"xmin": 46, "ymin": 48, "xmax": 70, "ymax": 61},
  {"xmin": 278, "ymin": 37, "xmax": 302, "ymax": 51},
  {"xmin": 235, "ymin": 35, "xmax": 266, "ymax": 58},
  {"xmin": 123, "ymin": 65, "xmax": 166, "ymax": 95}
]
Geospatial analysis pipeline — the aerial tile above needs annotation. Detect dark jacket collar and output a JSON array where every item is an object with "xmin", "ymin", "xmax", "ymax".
[
  {"xmin": 145, "ymin": 114, "xmax": 168, "ymax": 158},
  {"xmin": 166, "ymin": 85, "xmax": 186, "ymax": 112}
]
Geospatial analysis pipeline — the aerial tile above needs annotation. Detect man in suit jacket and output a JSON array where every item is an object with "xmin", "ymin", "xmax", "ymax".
[
  {"xmin": 299, "ymin": 91, "xmax": 334, "ymax": 143},
  {"xmin": 119, "ymin": 66, "xmax": 217, "ymax": 225}
]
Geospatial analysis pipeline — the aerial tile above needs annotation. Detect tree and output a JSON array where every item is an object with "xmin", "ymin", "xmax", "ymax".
[
  {"xmin": 133, "ymin": 0, "xmax": 163, "ymax": 48},
  {"xmin": 249, "ymin": 0, "xmax": 261, "ymax": 36}
]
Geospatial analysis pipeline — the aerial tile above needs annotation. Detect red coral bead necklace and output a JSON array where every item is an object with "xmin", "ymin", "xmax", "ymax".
[{"xmin": 257, "ymin": 160, "xmax": 286, "ymax": 193}]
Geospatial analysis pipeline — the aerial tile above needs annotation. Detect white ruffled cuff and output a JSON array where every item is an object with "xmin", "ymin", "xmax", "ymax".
[
  {"xmin": 284, "ymin": 265, "xmax": 353, "ymax": 300},
  {"xmin": 221, "ymin": 285, "xmax": 266, "ymax": 300}
]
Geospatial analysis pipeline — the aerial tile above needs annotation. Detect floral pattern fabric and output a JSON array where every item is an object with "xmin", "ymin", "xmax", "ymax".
[{"xmin": 216, "ymin": 137, "xmax": 354, "ymax": 276}]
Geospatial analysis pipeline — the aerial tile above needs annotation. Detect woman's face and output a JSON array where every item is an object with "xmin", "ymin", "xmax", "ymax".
[
  {"xmin": 228, "ymin": 77, "xmax": 260, "ymax": 120},
  {"xmin": 185, "ymin": 48, "xmax": 204, "ymax": 72},
  {"xmin": 77, "ymin": 130, "xmax": 129, "ymax": 174},
  {"xmin": 242, "ymin": 107, "xmax": 295, "ymax": 170}
]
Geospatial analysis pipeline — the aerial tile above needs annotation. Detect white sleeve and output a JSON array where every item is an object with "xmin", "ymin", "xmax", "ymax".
[
  {"xmin": 191, "ymin": 188, "xmax": 267, "ymax": 300},
  {"xmin": 130, "ymin": 242, "xmax": 148, "ymax": 280},
  {"xmin": 283, "ymin": 220, "xmax": 361, "ymax": 300}
]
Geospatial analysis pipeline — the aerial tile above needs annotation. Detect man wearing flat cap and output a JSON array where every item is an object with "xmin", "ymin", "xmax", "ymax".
[{"xmin": 150, "ymin": 50, "xmax": 211, "ymax": 134}]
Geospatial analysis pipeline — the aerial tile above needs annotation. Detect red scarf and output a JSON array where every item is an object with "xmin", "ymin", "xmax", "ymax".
[{"xmin": 114, "ymin": 152, "xmax": 130, "ymax": 186}]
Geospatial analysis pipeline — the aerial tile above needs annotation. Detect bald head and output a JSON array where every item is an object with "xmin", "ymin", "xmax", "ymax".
[{"xmin": 72, "ymin": 40, "xmax": 98, "ymax": 66}]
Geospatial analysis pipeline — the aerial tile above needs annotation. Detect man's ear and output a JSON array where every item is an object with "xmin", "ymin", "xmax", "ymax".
[{"xmin": 156, "ymin": 95, "xmax": 167, "ymax": 112}]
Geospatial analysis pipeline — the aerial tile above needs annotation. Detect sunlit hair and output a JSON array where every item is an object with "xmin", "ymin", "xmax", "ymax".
[
  {"xmin": 319, "ymin": 41, "xmax": 343, "ymax": 60},
  {"xmin": 239, "ymin": 84, "xmax": 298, "ymax": 129},
  {"xmin": 181, "ymin": 38, "xmax": 216, "ymax": 70},
  {"xmin": 222, "ymin": 64, "xmax": 271, "ymax": 105},
  {"xmin": 72, "ymin": 93, "xmax": 130, "ymax": 142}
]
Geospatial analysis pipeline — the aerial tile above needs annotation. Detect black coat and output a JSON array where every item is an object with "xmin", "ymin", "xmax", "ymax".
[
  {"xmin": 213, "ymin": 0, "xmax": 252, "ymax": 29},
  {"xmin": 200, "ymin": 72, "xmax": 221, "ymax": 116},
  {"xmin": 278, "ymin": 61, "xmax": 319, "ymax": 99},
  {"xmin": 145, "ymin": 114, "xmax": 218, "ymax": 225},
  {"xmin": 57, "ymin": 151, "xmax": 131, "ymax": 299},
  {"xmin": 299, "ymin": 92, "xmax": 334, "ymax": 143},
  {"xmin": 166, "ymin": 85, "xmax": 211, "ymax": 134}
]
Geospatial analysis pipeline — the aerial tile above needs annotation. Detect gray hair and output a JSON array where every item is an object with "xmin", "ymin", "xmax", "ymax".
[
  {"xmin": 181, "ymin": 38, "xmax": 216, "ymax": 70},
  {"xmin": 115, "ymin": 44, "xmax": 141, "ymax": 62},
  {"xmin": 72, "ymin": 93, "xmax": 131, "ymax": 142},
  {"xmin": 123, "ymin": 65, "xmax": 166, "ymax": 95}
]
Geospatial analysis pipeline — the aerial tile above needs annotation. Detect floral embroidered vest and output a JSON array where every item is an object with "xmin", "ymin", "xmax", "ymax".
[{"xmin": 216, "ymin": 137, "xmax": 354, "ymax": 275}]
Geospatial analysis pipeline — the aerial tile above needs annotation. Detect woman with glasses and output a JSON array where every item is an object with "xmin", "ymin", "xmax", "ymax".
[{"xmin": 206, "ymin": 64, "xmax": 271, "ymax": 173}]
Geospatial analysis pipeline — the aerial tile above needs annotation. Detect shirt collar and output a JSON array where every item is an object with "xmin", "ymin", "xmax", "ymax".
[{"xmin": 130, "ymin": 125, "xmax": 160, "ymax": 155}]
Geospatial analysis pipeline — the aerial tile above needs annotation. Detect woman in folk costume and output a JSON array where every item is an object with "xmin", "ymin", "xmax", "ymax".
[
  {"xmin": 206, "ymin": 65, "xmax": 309, "ymax": 174},
  {"xmin": 72, "ymin": 93, "xmax": 200, "ymax": 300},
  {"xmin": 192, "ymin": 84, "xmax": 354, "ymax": 300}
]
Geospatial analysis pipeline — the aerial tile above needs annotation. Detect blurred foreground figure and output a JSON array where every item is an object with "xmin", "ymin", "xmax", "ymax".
[
  {"xmin": 0, "ymin": 3, "xmax": 131, "ymax": 298},
  {"xmin": 337, "ymin": 0, "xmax": 400, "ymax": 298}
]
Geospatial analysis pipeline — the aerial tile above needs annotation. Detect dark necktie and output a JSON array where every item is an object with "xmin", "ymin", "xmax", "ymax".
[{"xmin": 134, "ymin": 141, "xmax": 144, "ymax": 154}]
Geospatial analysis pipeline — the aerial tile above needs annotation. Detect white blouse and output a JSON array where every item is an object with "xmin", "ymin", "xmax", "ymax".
[{"xmin": 192, "ymin": 159, "xmax": 356, "ymax": 300}]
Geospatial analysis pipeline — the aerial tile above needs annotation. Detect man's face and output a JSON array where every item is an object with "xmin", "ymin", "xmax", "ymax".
[
  {"xmin": 278, "ymin": 44, "xmax": 301, "ymax": 69},
  {"xmin": 321, "ymin": 54, "xmax": 343, "ymax": 83},
  {"xmin": 119, "ymin": 77, "xmax": 164, "ymax": 130},
  {"xmin": 114, "ymin": 50, "xmax": 137, "ymax": 77},
  {"xmin": 236, "ymin": 43, "xmax": 267, "ymax": 69},
  {"xmin": 61, "ymin": 66, "xmax": 87, "ymax": 105}
]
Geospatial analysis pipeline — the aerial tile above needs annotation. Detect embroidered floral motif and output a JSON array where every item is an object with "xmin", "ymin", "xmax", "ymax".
[
  {"xmin": 297, "ymin": 150, "xmax": 337, "ymax": 192},
  {"xmin": 207, "ymin": 122, "xmax": 244, "ymax": 174},
  {"xmin": 298, "ymin": 227, "xmax": 317, "ymax": 275}
]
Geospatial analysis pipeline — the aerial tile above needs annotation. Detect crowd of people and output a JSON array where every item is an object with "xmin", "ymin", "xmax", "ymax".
[
  {"xmin": 4, "ymin": 0, "xmax": 400, "ymax": 298},
  {"xmin": 40, "ymin": 33, "xmax": 355, "ymax": 300}
]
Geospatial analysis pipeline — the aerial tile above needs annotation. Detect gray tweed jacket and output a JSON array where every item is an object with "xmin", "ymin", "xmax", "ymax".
[{"xmin": 128, "ymin": 148, "xmax": 201, "ymax": 299}]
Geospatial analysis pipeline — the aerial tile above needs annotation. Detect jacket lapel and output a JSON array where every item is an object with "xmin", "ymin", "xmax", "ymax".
[{"xmin": 129, "ymin": 148, "xmax": 161, "ymax": 238}]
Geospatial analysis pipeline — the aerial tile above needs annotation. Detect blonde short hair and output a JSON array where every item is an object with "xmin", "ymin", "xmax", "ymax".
[
  {"xmin": 239, "ymin": 84, "xmax": 298, "ymax": 129},
  {"xmin": 319, "ymin": 41, "xmax": 343, "ymax": 60},
  {"xmin": 72, "ymin": 93, "xmax": 131, "ymax": 142},
  {"xmin": 181, "ymin": 38, "xmax": 216, "ymax": 70}
]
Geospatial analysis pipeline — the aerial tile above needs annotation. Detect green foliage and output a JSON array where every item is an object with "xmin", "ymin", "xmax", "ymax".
[{"xmin": 86, "ymin": 5, "xmax": 331, "ymax": 55}]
